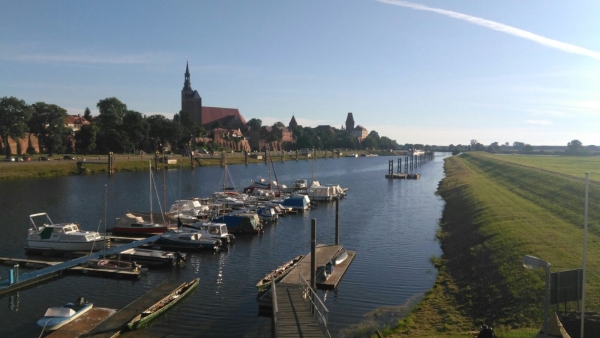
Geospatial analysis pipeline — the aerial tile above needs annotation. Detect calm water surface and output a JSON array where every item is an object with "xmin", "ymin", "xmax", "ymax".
[{"xmin": 0, "ymin": 153, "xmax": 448, "ymax": 337}]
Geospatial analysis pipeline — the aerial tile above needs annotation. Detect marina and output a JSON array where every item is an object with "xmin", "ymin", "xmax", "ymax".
[{"xmin": 0, "ymin": 154, "xmax": 446, "ymax": 337}]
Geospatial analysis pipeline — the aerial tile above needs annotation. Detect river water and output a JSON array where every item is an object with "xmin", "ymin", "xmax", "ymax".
[{"xmin": 0, "ymin": 153, "xmax": 448, "ymax": 337}]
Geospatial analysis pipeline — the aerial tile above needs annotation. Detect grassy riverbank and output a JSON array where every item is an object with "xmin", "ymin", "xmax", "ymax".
[
  {"xmin": 383, "ymin": 152, "xmax": 600, "ymax": 337},
  {"xmin": 0, "ymin": 150, "xmax": 398, "ymax": 181}
]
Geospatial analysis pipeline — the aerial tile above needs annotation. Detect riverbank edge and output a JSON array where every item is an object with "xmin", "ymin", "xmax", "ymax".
[
  {"xmin": 382, "ymin": 154, "xmax": 548, "ymax": 337},
  {"xmin": 0, "ymin": 151, "xmax": 399, "ymax": 181}
]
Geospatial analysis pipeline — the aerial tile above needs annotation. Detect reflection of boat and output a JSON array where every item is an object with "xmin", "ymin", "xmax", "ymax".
[
  {"xmin": 26, "ymin": 213, "xmax": 105, "ymax": 252},
  {"xmin": 345, "ymin": 154, "xmax": 358, "ymax": 158},
  {"xmin": 37, "ymin": 297, "xmax": 93, "ymax": 331},
  {"xmin": 127, "ymin": 278, "xmax": 199, "ymax": 330},
  {"xmin": 117, "ymin": 248, "xmax": 185, "ymax": 267},
  {"xmin": 111, "ymin": 213, "xmax": 169, "ymax": 235},
  {"xmin": 156, "ymin": 230, "xmax": 221, "ymax": 250},
  {"xmin": 256, "ymin": 255, "xmax": 304, "ymax": 292}
]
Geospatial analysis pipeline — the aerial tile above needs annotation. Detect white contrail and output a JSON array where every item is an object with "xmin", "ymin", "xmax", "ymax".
[{"xmin": 377, "ymin": 0, "xmax": 600, "ymax": 61}]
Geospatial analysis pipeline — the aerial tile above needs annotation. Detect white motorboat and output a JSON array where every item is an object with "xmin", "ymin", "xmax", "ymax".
[
  {"xmin": 182, "ymin": 222, "xmax": 235, "ymax": 244},
  {"xmin": 292, "ymin": 179, "xmax": 308, "ymax": 189},
  {"xmin": 256, "ymin": 206, "xmax": 278, "ymax": 222},
  {"xmin": 406, "ymin": 149, "xmax": 424, "ymax": 156},
  {"xmin": 168, "ymin": 199, "xmax": 211, "ymax": 219},
  {"xmin": 26, "ymin": 213, "xmax": 105, "ymax": 252},
  {"xmin": 156, "ymin": 230, "xmax": 221, "ymax": 250},
  {"xmin": 37, "ymin": 297, "xmax": 93, "ymax": 331},
  {"xmin": 117, "ymin": 248, "xmax": 185, "ymax": 266}
]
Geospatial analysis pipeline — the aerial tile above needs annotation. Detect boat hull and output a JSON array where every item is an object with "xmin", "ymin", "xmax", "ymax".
[
  {"xmin": 26, "ymin": 239, "xmax": 105, "ymax": 252},
  {"xmin": 111, "ymin": 226, "xmax": 169, "ymax": 235},
  {"xmin": 37, "ymin": 303, "xmax": 94, "ymax": 331},
  {"xmin": 256, "ymin": 255, "xmax": 304, "ymax": 292},
  {"xmin": 155, "ymin": 237, "xmax": 219, "ymax": 250}
]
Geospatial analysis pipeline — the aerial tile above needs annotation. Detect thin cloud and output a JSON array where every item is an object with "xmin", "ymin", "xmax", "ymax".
[
  {"xmin": 377, "ymin": 0, "xmax": 600, "ymax": 61},
  {"xmin": 525, "ymin": 120, "xmax": 553, "ymax": 125}
]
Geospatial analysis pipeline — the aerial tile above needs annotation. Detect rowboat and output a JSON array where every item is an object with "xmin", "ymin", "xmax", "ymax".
[
  {"xmin": 127, "ymin": 278, "xmax": 199, "ymax": 330},
  {"xmin": 256, "ymin": 255, "xmax": 304, "ymax": 292}
]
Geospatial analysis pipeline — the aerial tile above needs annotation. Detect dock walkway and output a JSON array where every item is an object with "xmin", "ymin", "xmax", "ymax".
[
  {"xmin": 45, "ymin": 307, "xmax": 117, "ymax": 338},
  {"xmin": 275, "ymin": 283, "xmax": 326, "ymax": 338},
  {"xmin": 84, "ymin": 280, "xmax": 183, "ymax": 338},
  {"xmin": 0, "ymin": 235, "xmax": 160, "ymax": 296}
]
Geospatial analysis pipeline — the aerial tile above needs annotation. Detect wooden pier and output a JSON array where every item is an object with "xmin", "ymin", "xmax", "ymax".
[
  {"xmin": 385, "ymin": 173, "xmax": 421, "ymax": 179},
  {"xmin": 274, "ymin": 283, "xmax": 327, "ymax": 338},
  {"xmin": 0, "ymin": 235, "xmax": 160, "ymax": 296},
  {"xmin": 45, "ymin": 307, "xmax": 117, "ymax": 338},
  {"xmin": 84, "ymin": 280, "xmax": 186, "ymax": 338}
]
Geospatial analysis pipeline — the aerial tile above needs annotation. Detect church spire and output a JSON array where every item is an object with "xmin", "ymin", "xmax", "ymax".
[{"xmin": 183, "ymin": 60, "xmax": 192, "ymax": 91}]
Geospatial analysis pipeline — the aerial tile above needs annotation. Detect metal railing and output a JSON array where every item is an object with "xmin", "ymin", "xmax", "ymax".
[
  {"xmin": 298, "ymin": 274, "xmax": 331, "ymax": 338},
  {"xmin": 271, "ymin": 273, "xmax": 279, "ymax": 338}
]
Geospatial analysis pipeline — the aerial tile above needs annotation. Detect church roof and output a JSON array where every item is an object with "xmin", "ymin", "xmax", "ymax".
[
  {"xmin": 202, "ymin": 106, "xmax": 247, "ymax": 126},
  {"xmin": 355, "ymin": 125, "xmax": 367, "ymax": 130},
  {"xmin": 345, "ymin": 112, "xmax": 354, "ymax": 123}
]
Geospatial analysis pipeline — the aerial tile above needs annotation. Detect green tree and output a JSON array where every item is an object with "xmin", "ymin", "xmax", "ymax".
[
  {"xmin": 566, "ymin": 139, "xmax": 583, "ymax": 155},
  {"xmin": 75, "ymin": 124, "xmax": 98, "ymax": 154},
  {"xmin": 0, "ymin": 96, "xmax": 33, "ymax": 157},
  {"xmin": 29, "ymin": 102, "xmax": 68, "ymax": 156},
  {"xmin": 122, "ymin": 110, "xmax": 150, "ymax": 153},
  {"xmin": 247, "ymin": 118, "xmax": 262, "ymax": 131},
  {"xmin": 96, "ymin": 97, "xmax": 128, "ymax": 152},
  {"xmin": 272, "ymin": 121, "xmax": 285, "ymax": 128},
  {"xmin": 83, "ymin": 107, "xmax": 92, "ymax": 122}
]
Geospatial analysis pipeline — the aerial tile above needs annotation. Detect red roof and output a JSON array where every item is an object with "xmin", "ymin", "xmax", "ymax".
[
  {"xmin": 64, "ymin": 115, "xmax": 90, "ymax": 125},
  {"xmin": 202, "ymin": 107, "xmax": 246, "ymax": 126}
]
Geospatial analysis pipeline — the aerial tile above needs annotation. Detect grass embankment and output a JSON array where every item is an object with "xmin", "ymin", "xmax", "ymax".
[
  {"xmin": 383, "ymin": 152, "xmax": 600, "ymax": 337},
  {"xmin": 0, "ymin": 150, "xmax": 395, "ymax": 181}
]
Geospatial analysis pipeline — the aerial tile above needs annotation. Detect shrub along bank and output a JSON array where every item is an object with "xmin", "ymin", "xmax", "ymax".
[{"xmin": 384, "ymin": 153, "xmax": 599, "ymax": 337}]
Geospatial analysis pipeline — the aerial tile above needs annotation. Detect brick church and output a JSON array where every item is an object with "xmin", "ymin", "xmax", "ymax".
[{"xmin": 181, "ymin": 61, "xmax": 247, "ymax": 131}]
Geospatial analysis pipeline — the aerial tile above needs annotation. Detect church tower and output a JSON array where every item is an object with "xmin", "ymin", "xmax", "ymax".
[
  {"xmin": 345, "ymin": 112, "xmax": 355, "ymax": 131},
  {"xmin": 181, "ymin": 61, "xmax": 203, "ymax": 126}
]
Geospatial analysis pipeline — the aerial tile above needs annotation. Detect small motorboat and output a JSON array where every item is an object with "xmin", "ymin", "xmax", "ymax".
[
  {"xmin": 127, "ymin": 278, "xmax": 199, "ymax": 330},
  {"xmin": 333, "ymin": 250, "xmax": 348, "ymax": 265},
  {"xmin": 256, "ymin": 255, "xmax": 304, "ymax": 293},
  {"xmin": 87, "ymin": 258, "xmax": 142, "ymax": 271},
  {"xmin": 37, "ymin": 297, "xmax": 93, "ymax": 331},
  {"xmin": 155, "ymin": 230, "xmax": 221, "ymax": 250},
  {"xmin": 256, "ymin": 206, "xmax": 278, "ymax": 223},
  {"xmin": 117, "ymin": 248, "xmax": 186, "ymax": 267},
  {"xmin": 111, "ymin": 213, "xmax": 169, "ymax": 235},
  {"xmin": 182, "ymin": 222, "xmax": 235, "ymax": 244},
  {"xmin": 26, "ymin": 213, "xmax": 105, "ymax": 252}
]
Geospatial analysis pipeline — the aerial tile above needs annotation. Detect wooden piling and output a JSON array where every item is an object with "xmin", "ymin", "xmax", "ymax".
[
  {"xmin": 398, "ymin": 157, "xmax": 402, "ymax": 173},
  {"xmin": 154, "ymin": 152, "xmax": 159, "ymax": 171},
  {"xmin": 220, "ymin": 152, "xmax": 226, "ymax": 167},
  {"xmin": 281, "ymin": 149, "xmax": 285, "ymax": 162},
  {"xmin": 190, "ymin": 153, "xmax": 194, "ymax": 169},
  {"xmin": 388, "ymin": 159, "xmax": 393, "ymax": 176},
  {"xmin": 245, "ymin": 152, "xmax": 249, "ymax": 165},
  {"xmin": 335, "ymin": 199, "xmax": 339, "ymax": 246},
  {"xmin": 296, "ymin": 150, "xmax": 299, "ymax": 161}
]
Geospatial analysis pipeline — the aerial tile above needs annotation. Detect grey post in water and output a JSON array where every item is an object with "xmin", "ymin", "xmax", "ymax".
[{"xmin": 335, "ymin": 198, "xmax": 340, "ymax": 245}]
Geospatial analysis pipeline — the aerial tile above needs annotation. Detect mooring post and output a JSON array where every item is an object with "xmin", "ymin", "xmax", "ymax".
[
  {"xmin": 264, "ymin": 150, "xmax": 268, "ymax": 164},
  {"xmin": 388, "ymin": 159, "xmax": 393, "ymax": 176},
  {"xmin": 296, "ymin": 150, "xmax": 299, "ymax": 161},
  {"xmin": 335, "ymin": 199, "xmax": 340, "ymax": 245},
  {"xmin": 281, "ymin": 149, "xmax": 285, "ymax": 162},
  {"xmin": 220, "ymin": 152, "xmax": 226, "ymax": 167},
  {"xmin": 311, "ymin": 218, "xmax": 317, "ymax": 314},
  {"xmin": 190, "ymin": 153, "xmax": 194, "ymax": 169},
  {"xmin": 398, "ymin": 157, "xmax": 401, "ymax": 173},
  {"xmin": 245, "ymin": 151, "xmax": 249, "ymax": 165},
  {"xmin": 154, "ymin": 151, "xmax": 159, "ymax": 171}
]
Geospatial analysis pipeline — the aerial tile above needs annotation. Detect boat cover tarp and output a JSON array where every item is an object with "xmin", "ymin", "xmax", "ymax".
[
  {"xmin": 45, "ymin": 307, "xmax": 75, "ymax": 317},
  {"xmin": 213, "ymin": 214, "xmax": 259, "ymax": 233},
  {"xmin": 282, "ymin": 196, "xmax": 308, "ymax": 208}
]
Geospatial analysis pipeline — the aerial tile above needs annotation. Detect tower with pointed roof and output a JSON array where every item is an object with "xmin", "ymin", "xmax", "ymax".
[
  {"xmin": 345, "ymin": 112, "xmax": 355, "ymax": 131},
  {"xmin": 181, "ymin": 61, "xmax": 203, "ymax": 125},
  {"xmin": 288, "ymin": 115, "xmax": 298, "ymax": 131}
]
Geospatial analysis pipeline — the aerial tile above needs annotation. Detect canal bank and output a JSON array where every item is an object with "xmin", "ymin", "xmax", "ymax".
[{"xmin": 384, "ymin": 153, "xmax": 600, "ymax": 337}]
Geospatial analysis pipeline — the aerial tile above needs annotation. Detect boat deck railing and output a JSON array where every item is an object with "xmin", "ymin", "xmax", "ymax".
[{"xmin": 298, "ymin": 274, "xmax": 330, "ymax": 338}]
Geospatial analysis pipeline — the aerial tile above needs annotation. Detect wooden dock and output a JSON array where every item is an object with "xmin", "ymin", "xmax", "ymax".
[
  {"xmin": 385, "ymin": 173, "xmax": 420, "ymax": 179},
  {"xmin": 84, "ymin": 280, "xmax": 185, "ymax": 338},
  {"xmin": 45, "ymin": 307, "xmax": 117, "ymax": 338},
  {"xmin": 0, "ymin": 235, "xmax": 160, "ymax": 296},
  {"xmin": 0, "ymin": 257, "xmax": 141, "ymax": 279},
  {"xmin": 275, "ymin": 283, "xmax": 327, "ymax": 338}
]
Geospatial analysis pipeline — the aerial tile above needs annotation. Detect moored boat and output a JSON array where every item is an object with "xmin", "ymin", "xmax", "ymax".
[
  {"xmin": 26, "ymin": 213, "xmax": 105, "ymax": 252},
  {"xmin": 86, "ymin": 258, "xmax": 142, "ymax": 271},
  {"xmin": 111, "ymin": 213, "xmax": 170, "ymax": 235},
  {"xmin": 256, "ymin": 255, "xmax": 304, "ymax": 292},
  {"xmin": 182, "ymin": 222, "xmax": 235, "ymax": 244},
  {"xmin": 256, "ymin": 206, "xmax": 278, "ymax": 222},
  {"xmin": 127, "ymin": 278, "xmax": 199, "ymax": 330},
  {"xmin": 117, "ymin": 248, "xmax": 186, "ymax": 267},
  {"xmin": 37, "ymin": 297, "xmax": 93, "ymax": 331},
  {"xmin": 212, "ymin": 213, "xmax": 262, "ymax": 234},
  {"xmin": 155, "ymin": 230, "xmax": 221, "ymax": 250}
]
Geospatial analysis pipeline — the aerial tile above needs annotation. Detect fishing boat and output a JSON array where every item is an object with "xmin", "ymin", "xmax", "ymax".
[
  {"xmin": 111, "ymin": 213, "xmax": 170, "ymax": 235},
  {"xmin": 155, "ymin": 230, "xmax": 221, "ymax": 250},
  {"xmin": 127, "ymin": 278, "xmax": 199, "ymax": 330},
  {"xmin": 37, "ymin": 297, "xmax": 93, "ymax": 331},
  {"xmin": 256, "ymin": 255, "xmax": 304, "ymax": 292},
  {"xmin": 117, "ymin": 248, "xmax": 186, "ymax": 267},
  {"xmin": 26, "ymin": 213, "xmax": 105, "ymax": 252}
]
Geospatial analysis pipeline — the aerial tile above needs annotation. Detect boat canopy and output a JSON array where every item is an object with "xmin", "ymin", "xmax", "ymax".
[{"xmin": 44, "ymin": 307, "xmax": 75, "ymax": 317}]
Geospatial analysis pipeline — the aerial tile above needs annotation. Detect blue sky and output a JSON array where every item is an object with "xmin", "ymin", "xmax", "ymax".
[{"xmin": 1, "ymin": 0, "xmax": 599, "ymax": 146}]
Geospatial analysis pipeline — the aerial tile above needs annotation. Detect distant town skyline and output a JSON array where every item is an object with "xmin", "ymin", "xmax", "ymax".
[{"xmin": 1, "ymin": 1, "xmax": 598, "ymax": 146}]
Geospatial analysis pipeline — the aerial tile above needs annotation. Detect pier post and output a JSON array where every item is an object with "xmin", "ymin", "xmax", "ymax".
[
  {"xmin": 311, "ymin": 219, "xmax": 316, "ymax": 291},
  {"xmin": 404, "ymin": 157, "xmax": 408, "ymax": 172},
  {"xmin": 244, "ymin": 151, "xmax": 248, "ymax": 165},
  {"xmin": 388, "ymin": 159, "xmax": 393, "ymax": 176},
  {"xmin": 281, "ymin": 149, "xmax": 285, "ymax": 162},
  {"xmin": 264, "ymin": 150, "xmax": 268, "ymax": 164},
  {"xmin": 296, "ymin": 150, "xmax": 299, "ymax": 161},
  {"xmin": 154, "ymin": 151, "xmax": 159, "ymax": 171},
  {"xmin": 220, "ymin": 152, "xmax": 226, "ymax": 167},
  {"xmin": 398, "ymin": 158, "xmax": 401, "ymax": 173},
  {"xmin": 335, "ymin": 199, "xmax": 340, "ymax": 245},
  {"xmin": 190, "ymin": 153, "xmax": 194, "ymax": 169}
]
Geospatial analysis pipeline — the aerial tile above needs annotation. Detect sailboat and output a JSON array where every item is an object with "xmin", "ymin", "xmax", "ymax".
[{"xmin": 87, "ymin": 184, "xmax": 142, "ymax": 272}]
